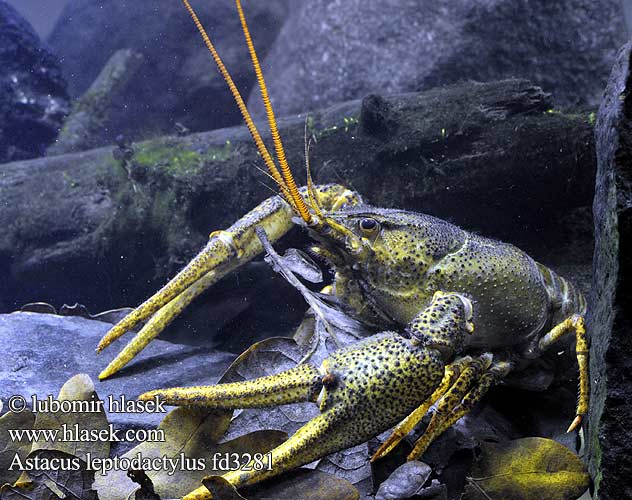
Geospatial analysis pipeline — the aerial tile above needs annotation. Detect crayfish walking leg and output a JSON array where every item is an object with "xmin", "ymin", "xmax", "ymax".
[{"xmin": 538, "ymin": 314, "xmax": 588, "ymax": 432}]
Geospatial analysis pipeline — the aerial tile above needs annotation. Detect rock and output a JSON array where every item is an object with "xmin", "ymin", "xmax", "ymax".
[
  {"xmin": 248, "ymin": 0, "xmax": 625, "ymax": 118},
  {"xmin": 46, "ymin": 0, "xmax": 290, "ymax": 144},
  {"xmin": 587, "ymin": 41, "xmax": 632, "ymax": 500},
  {"xmin": 0, "ymin": 312, "xmax": 235, "ymax": 430},
  {"xmin": 375, "ymin": 461, "xmax": 434, "ymax": 500},
  {"xmin": 0, "ymin": 0, "xmax": 69, "ymax": 163}
]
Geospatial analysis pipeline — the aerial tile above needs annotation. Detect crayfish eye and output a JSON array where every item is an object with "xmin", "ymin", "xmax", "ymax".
[{"xmin": 359, "ymin": 218, "xmax": 379, "ymax": 234}]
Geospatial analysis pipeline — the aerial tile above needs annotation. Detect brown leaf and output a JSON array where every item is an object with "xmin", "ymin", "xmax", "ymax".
[
  {"xmin": 0, "ymin": 450, "xmax": 98, "ymax": 500},
  {"xmin": 463, "ymin": 437, "xmax": 590, "ymax": 500},
  {"xmin": 0, "ymin": 409, "xmax": 36, "ymax": 485},
  {"xmin": 218, "ymin": 336, "xmax": 320, "ymax": 443},
  {"xmin": 93, "ymin": 407, "xmax": 285, "ymax": 499},
  {"xmin": 202, "ymin": 476, "xmax": 247, "ymax": 500},
  {"xmin": 93, "ymin": 407, "xmax": 229, "ymax": 499},
  {"xmin": 242, "ymin": 468, "xmax": 360, "ymax": 500},
  {"xmin": 196, "ymin": 469, "xmax": 362, "ymax": 500},
  {"xmin": 19, "ymin": 303, "xmax": 57, "ymax": 314},
  {"xmin": 58, "ymin": 303, "xmax": 91, "ymax": 318},
  {"xmin": 29, "ymin": 374, "xmax": 110, "ymax": 463},
  {"xmin": 316, "ymin": 443, "xmax": 372, "ymax": 494}
]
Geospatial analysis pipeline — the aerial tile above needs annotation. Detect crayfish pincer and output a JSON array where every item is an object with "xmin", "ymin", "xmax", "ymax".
[{"xmin": 139, "ymin": 291, "xmax": 511, "ymax": 497}]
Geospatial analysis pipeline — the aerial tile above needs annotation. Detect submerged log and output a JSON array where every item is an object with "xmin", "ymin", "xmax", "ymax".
[{"xmin": 0, "ymin": 79, "xmax": 596, "ymax": 314}]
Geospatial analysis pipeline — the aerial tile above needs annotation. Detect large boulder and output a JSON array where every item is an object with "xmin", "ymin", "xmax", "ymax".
[
  {"xmin": 587, "ymin": 41, "xmax": 632, "ymax": 500},
  {"xmin": 46, "ymin": 0, "xmax": 290, "ymax": 145},
  {"xmin": 0, "ymin": 0, "xmax": 68, "ymax": 163},
  {"xmin": 248, "ymin": 0, "xmax": 626, "ymax": 118}
]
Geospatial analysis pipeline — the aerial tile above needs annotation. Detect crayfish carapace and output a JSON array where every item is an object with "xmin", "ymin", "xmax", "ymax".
[{"xmin": 95, "ymin": 1, "xmax": 589, "ymax": 497}]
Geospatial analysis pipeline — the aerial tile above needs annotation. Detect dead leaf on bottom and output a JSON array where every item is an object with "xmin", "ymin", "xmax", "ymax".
[
  {"xmin": 218, "ymin": 336, "xmax": 319, "ymax": 443},
  {"xmin": 0, "ymin": 449, "xmax": 97, "ymax": 500},
  {"xmin": 241, "ymin": 468, "xmax": 360, "ymax": 500},
  {"xmin": 29, "ymin": 374, "xmax": 110, "ymax": 463},
  {"xmin": 128, "ymin": 469, "xmax": 161, "ymax": 500},
  {"xmin": 93, "ymin": 406, "xmax": 285, "ymax": 500},
  {"xmin": 463, "ymin": 437, "xmax": 590, "ymax": 500},
  {"xmin": 204, "ymin": 468, "xmax": 361, "ymax": 500},
  {"xmin": 0, "ymin": 409, "xmax": 36, "ymax": 485}
]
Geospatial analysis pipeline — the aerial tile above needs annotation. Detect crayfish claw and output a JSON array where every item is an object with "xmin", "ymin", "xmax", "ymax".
[{"xmin": 138, "ymin": 362, "xmax": 322, "ymax": 408}]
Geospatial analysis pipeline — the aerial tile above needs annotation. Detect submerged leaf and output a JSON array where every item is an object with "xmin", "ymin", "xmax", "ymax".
[
  {"xmin": 0, "ymin": 450, "xmax": 98, "ymax": 500},
  {"xmin": 463, "ymin": 437, "xmax": 590, "ymax": 500},
  {"xmin": 268, "ymin": 247, "xmax": 323, "ymax": 284},
  {"xmin": 375, "ymin": 461, "xmax": 440, "ymax": 500},
  {"xmin": 0, "ymin": 409, "xmax": 36, "ymax": 485},
  {"xmin": 241, "ymin": 468, "xmax": 360, "ymax": 500},
  {"xmin": 257, "ymin": 227, "xmax": 369, "ymax": 342},
  {"xmin": 58, "ymin": 303, "xmax": 91, "ymax": 318},
  {"xmin": 94, "ymin": 407, "xmax": 231, "ymax": 499},
  {"xmin": 202, "ymin": 476, "xmax": 247, "ymax": 500},
  {"xmin": 94, "ymin": 406, "xmax": 285, "ymax": 500},
  {"xmin": 316, "ymin": 442, "xmax": 372, "ymax": 494},
  {"xmin": 29, "ymin": 373, "xmax": 110, "ymax": 462},
  {"xmin": 19, "ymin": 302, "xmax": 57, "ymax": 314}
]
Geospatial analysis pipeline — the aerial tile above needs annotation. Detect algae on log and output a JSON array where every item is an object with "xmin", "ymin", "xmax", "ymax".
[
  {"xmin": 0, "ymin": 79, "xmax": 595, "ymax": 314},
  {"xmin": 588, "ymin": 42, "xmax": 632, "ymax": 500}
]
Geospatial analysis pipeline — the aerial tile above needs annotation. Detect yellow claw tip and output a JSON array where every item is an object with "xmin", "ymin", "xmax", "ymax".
[
  {"xmin": 137, "ymin": 391, "xmax": 154, "ymax": 401},
  {"xmin": 98, "ymin": 361, "xmax": 122, "ymax": 380},
  {"xmin": 567, "ymin": 415, "xmax": 583, "ymax": 433},
  {"xmin": 370, "ymin": 442, "xmax": 394, "ymax": 462},
  {"xmin": 96, "ymin": 337, "xmax": 112, "ymax": 352}
]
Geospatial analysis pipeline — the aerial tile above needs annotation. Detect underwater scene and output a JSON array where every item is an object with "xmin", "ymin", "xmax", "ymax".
[{"xmin": 1, "ymin": 1, "xmax": 632, "ymax": 499}]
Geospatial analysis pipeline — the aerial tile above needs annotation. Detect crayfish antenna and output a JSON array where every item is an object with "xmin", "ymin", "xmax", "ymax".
[
  {"xmin": 139, "ymin": 363, "xmax": 322, "ymax": 408},
  {"xmin": 234, "ymin": 0, "xmax": 313, "ymax": 224},
  {"xmin": 181, "ymin": 0, "xmax": 313, "ymax": 224},
  {"xmin": 304, "ymin": 118, "xmax": 325, "ymax": 219}
]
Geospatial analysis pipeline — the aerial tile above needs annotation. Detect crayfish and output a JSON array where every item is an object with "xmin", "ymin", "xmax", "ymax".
[{"xmin": 95, "ymin": 1, "xmax": 590, "ymax": 498}]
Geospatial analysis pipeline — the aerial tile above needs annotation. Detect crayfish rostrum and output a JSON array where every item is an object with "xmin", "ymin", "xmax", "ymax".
[{"xmin": 94, "ymin": 1, "xmax": 589, "ymax": 497}]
